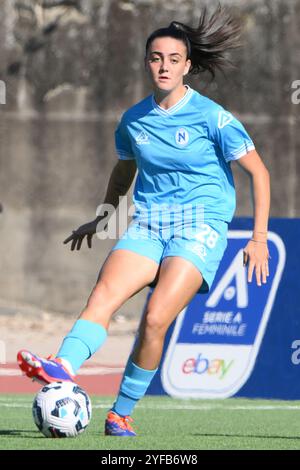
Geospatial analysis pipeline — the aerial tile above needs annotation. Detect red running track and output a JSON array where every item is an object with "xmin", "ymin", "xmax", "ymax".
[{"xmin": 0, "ymin": 363, "xmax": 124, "ymax": 395}]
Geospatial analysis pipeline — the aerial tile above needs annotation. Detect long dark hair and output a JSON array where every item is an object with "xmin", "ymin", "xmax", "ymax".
[{"xmin": 145, "ymin": 4, "xmax": 242, "ymax": 79}]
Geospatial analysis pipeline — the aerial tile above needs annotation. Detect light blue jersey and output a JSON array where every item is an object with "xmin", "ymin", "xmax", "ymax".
[
  {"xmin": 113, "ymin": 86, "xmax": 255, "ymax": 292},
  {"xmin": 115, "ymin": 85, "xmax": 254, "ymax": 223}
]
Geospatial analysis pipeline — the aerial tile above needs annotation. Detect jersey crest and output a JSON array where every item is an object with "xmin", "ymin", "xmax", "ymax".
[{"xmin": 175, "ymin": 128, "xmax": 189, "ymax": 146}]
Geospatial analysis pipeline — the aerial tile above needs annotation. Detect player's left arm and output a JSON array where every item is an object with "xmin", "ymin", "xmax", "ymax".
[{"xmin": 235, "ymin": 149, "xmax": 270, "ymax": 286}]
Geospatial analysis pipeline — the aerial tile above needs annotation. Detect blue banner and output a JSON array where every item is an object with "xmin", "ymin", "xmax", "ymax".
[{"xmin": 146, "ymin": 218, "xmax": 300, "ymax": 399}]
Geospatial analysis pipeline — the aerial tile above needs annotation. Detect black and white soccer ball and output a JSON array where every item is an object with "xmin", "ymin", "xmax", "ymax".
[{"xmin": 32, "ymin": 381, "xmax": 92, "ymax": 438}]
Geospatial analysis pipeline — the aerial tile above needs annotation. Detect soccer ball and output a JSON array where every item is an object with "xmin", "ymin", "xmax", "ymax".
[{"xmin": 32, "ymin": 381, "xmax": 92, "ymax": 438}]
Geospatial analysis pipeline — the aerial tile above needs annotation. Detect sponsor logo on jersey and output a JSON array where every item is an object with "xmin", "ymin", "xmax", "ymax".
[
  {"xmin": 218, "ymin": 111, "xmax": 234, "ymax": 129},
  {"xmin": 175, "ymin": 128, "xmax": 189, "ymax": 146},
  {"xmin": 135, "ymin": 130, "xmax": 150, "ymax": 145}
]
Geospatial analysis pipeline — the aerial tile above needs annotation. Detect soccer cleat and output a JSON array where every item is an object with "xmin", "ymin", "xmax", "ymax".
[
  {"xmin": 105, "ymin": 411, "xmax": 136, "ymax": 437},
  {"xmin": 17, "ymin": 350, "xmax": 74, "ymax": 385}
]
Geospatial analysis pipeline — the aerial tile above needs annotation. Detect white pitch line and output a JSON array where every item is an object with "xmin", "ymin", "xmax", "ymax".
[
  {"xmin": 133, "ymin": 404, "xmax": 300, "ymax": 411},
  {"xmin": 1, "ymin": 402, "xmax": 300, "ymax": 411}
]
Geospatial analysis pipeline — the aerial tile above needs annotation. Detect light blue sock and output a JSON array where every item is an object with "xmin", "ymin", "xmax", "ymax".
[
  {"xmin": 56, "ymin": 319, "xmax": 107, "ymax": 374},
  {"xmin": 112, "ymin": 358, "xmax": 158, "ymax": 417}
]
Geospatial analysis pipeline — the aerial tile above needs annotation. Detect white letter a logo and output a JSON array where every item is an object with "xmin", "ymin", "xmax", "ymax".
[
  {"xmin": 205, "ymin": 249, "xmax": 248, "ymax": 308},
  {"xmin": 218, "ymin": 110, "xmax": 233, "ymax": 129}
]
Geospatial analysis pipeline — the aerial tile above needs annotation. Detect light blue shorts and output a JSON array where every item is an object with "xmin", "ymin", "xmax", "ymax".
[{"xmin": 112, "ymin": 218, "xmax": 228, "ymax": 293}]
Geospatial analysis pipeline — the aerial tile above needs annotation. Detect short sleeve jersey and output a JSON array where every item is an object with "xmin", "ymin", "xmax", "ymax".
[{"xmin": 115, "ymin": 86, "xmax": 255, "ymax": 223}]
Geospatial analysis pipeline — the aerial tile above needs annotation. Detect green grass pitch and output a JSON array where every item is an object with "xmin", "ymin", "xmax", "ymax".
[{"xmin": 0, "ymin": 394, "xmax": 300, "ymax": 450}]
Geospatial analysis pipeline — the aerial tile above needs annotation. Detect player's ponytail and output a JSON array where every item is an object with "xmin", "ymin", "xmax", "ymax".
[{"xmin": 145, "ymin": 4, "xmax": 242, "ymax": 79}]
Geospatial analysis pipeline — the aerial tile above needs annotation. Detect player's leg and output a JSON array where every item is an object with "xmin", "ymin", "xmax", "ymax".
[
  {"xmin": 105, "ymin": 256, "xmax": 203, "ymax": 436},
  {"xmin": 80, "ymin": 248, "xmax": 160, "ymax": 328},
  {"xmin": 132, "ymin": 256, "xmax": 203, "ymax": 368},
  {"xmin": 106, "ymin": 221, "xmax": 228, "ymax": 435},
  {"xmin": 18, "ymin": 249, "xmax": 160, "ymax": 384}
]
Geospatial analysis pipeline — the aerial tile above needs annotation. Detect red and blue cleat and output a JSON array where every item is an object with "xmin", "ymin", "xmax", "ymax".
[
  {"xmin": 105, "ymin": 411, "xmax": 136, "ymax": 437},
  {"xmin": 17, "ymin": 350, "xmax": 74, "ymax": 385}
]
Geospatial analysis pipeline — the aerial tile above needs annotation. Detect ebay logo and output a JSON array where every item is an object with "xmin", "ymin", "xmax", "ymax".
[{"xmin": 182, "ymin": 353, "xmax": 234, "ymax": 379}]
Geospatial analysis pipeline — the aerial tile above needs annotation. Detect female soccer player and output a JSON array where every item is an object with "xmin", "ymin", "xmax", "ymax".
[{"xmin": 18, "ymin": 6, "xmax": 270, "ymax": 436}]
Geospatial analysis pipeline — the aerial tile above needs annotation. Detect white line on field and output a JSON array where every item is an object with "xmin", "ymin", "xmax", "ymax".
[{"xmin": 1, "ymin": 402, "xmax": 300, "ymax": 411}]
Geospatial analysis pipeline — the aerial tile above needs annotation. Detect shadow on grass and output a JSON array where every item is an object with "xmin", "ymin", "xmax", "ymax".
[{"xmin": 0, "ymin": 429, "xmax": 43, "ymax": 438}]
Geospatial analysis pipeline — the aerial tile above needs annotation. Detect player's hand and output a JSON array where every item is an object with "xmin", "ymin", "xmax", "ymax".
[
  {"xmin": 243, "ymin": 240, "xmax": 270, "ymax": 286},
  {"xmin": 63, "ymin": 219, "xmax": 100, "ymax": 251}
]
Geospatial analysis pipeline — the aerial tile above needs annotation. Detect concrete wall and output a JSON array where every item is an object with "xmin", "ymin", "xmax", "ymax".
[{"xmin": 0, "ymin": 0, "xmax": 299, "ymax": 314}]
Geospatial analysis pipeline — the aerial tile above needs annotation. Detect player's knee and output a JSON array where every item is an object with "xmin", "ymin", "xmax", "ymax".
[
  {"xmin": 143, "ymin": 309, "xmax": 169, "ymax": 339},
  {"xmin": 86, "ymin": 279, "xmax": 119, "ymax": 312}
]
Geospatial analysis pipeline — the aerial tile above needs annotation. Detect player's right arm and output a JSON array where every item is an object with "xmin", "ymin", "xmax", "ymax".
[{"xmin": 63, "ymin": 159, "xmax": 137, "ymax": 251}]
